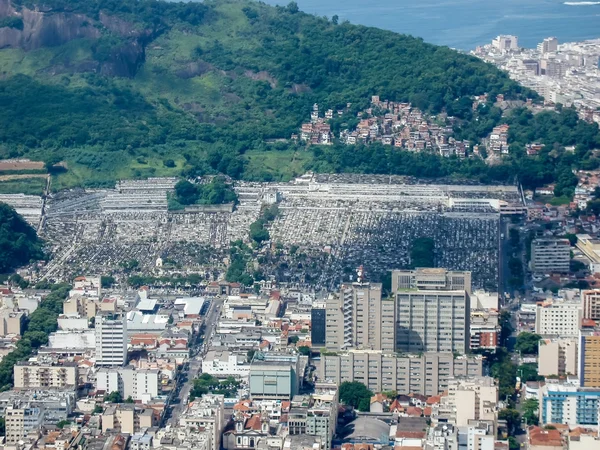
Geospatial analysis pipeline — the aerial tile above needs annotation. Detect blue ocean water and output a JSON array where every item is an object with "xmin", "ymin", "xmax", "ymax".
[{"xmin": 262, "ymin": 0, "xmax": 600, "ymax": 50}]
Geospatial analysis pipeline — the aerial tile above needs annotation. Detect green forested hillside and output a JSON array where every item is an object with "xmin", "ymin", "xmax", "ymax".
[
  {"xmin": 0, "ymin": 203, "xmax": 44, "ymax": 273},
  {"xmin": 0, "ymin": 0, "xmax": 598, "ymax": 195}
]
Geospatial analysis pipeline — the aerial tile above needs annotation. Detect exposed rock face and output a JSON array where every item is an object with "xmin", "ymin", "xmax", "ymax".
[
  {"xmin": 100, "ymin": 39, "xmax": 146, "ymax": 78},
  {"xmin": 0, "ymin": 0, "xmax": 154, "ymax": 77},
  {"xmin": 0, "ymin": 0, "xmax": 99, "ymax": 50}
]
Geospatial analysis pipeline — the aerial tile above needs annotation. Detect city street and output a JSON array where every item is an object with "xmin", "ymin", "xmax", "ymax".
[{"xmin": 166, "ymin": 296, "xmax": 224, "ymax": 425}]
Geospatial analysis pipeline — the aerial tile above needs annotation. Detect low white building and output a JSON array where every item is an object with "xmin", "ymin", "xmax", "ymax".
[{"xmin": 202, "ymin": 350, "xmax": 249, "ymax": 379}]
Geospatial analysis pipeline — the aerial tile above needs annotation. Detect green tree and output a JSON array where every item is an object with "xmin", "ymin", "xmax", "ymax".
[
  {"xmin": 339, "ymin": 381, "xmax": 373, "ymax": 409},
  {"xmin": 105, "ymin": 391, "xmax": 123, "ymax": 403},
  {"xmin": 298, "ymin": 346, "xmax": 311, "ymax": 356},
  {"xmin": 516, "ymin": 332, "xmax": 542, "ymax": 355},
  {"xmin": 518, "ymin": 363, "xmax": 543, "ymax": 383},
  {"xmin": 56, "ymin": 420, "xmax": 71, "ymax": 429},
  {"xmin": 508, "ymin": 437, "xmax": 519, "ymax": 450},
  {"xmin": 0, "ymin": 203, "xmax": 44, "ymax": 273},
  {"xmin": 410, "ymin": 237, "xmax": 435, "ymax": 268},
  {"xmin": 522, "ymin": 398, "xmax": 539, "ymax": 425},
  {"xmin": 288, "ymin": 336, "xmax": 300, "ymax": 345},
  {"xmin": 101, "ymin": 275, "xmax": 115, "ymax": 288},
  {"xmin": 499, "ymin": 408, "xmax": 521, "ymax": 435},
  {"xmin": 499, "ymin": 310, "xmax": 514, "ymax": 346}
]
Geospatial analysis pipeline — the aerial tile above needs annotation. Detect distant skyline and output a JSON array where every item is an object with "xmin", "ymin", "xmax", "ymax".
[{"xmin": 261, "ymin": 0, "xmax": 600, "ymax": 49}]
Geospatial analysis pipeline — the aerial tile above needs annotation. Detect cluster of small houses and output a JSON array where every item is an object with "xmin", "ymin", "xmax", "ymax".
[
  {"xmin": 295, "ymin": 94, "xmax": 553, "ymax": 160},
  {"xmin": 338, "ymin": 99, "xmax": 472, "ymax": 158}
]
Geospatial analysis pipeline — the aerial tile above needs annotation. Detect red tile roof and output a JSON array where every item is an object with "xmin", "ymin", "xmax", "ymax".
[
  {"xmin": 406, "ymin": 406, "xmax": 423, "ymax": 417},
  {"xmin": 528, "ymin": 426, "xmax": 563, "ymax": 447},
  {"xmin": 245, "ymin": 415, "xmax": 262, "ymax": 431},
  {"xmin": 426, "ymin": 395, "xmax": 441, "ymax": 405}
]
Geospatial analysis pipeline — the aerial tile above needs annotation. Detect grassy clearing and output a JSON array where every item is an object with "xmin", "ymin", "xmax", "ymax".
[
  {"xmin": 244, "ymin": 149, "xmax": 313, "ymax": 181},
  {"xmin": 0, "ymin": 177, "xmax": 46, "ymax": 195}
]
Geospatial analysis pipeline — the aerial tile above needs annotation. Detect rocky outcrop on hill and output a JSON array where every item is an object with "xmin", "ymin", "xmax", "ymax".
[{"xmin": 0, "ymin": 0, "xmax": 154, "ymax": 77}]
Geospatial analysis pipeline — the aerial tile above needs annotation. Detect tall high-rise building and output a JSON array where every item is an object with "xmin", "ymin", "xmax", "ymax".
[
  {"xmin": 531, "ymin": 238, "xmax": 570, "ymax": 274},
  {"xmin": 538, "ymin": 37, "xmax": 558, "ymax": 54},
  {"xmin": 95, "ymin": 313, "xmax": 127, "ymax": 367},
  {"xmin": 310, "ymin": 303, "xmax": 326, "ymax": 347},
  {"xmin": 579, "ymin": 327, "xmax": 600, "ymax": 388},
  {"xmin": 325, "ymin": 267, "xmax": 395, "ymax": 351},
  {"xmin": 392, "ymin": 268, "xmax": 471, "ymax": 353}
]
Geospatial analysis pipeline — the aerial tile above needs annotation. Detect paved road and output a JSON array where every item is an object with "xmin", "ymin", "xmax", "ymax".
[{"xmin": 166, "ymin": 297, "xmax": 224, "ymax": 425}]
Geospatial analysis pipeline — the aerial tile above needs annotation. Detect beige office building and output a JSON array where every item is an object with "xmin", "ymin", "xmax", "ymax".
[
  {"xmin": 14, "ymin": 361, "xmax": 78, "ymax": 389},
  {"xmin": 538, "ymin": 338, "xmax": 578, "ymax": 377},
  {"xmin": 318, "ymin": 350, "xmax": 483, "ymax": 396},
  {"xmin": 325, "ymin": 282, "xmax": 395, "ymax": 351},
  {"xmin": 102, "ymin": 404, "xmax": 157, "ymax": 434},
  {"xmin": 0, "ymin": 311, "xmax": 25, "ymax": 337},
  {"xmin": 393, "ymin": 269, "xmax": 471, "ymax": 353},
  {"xmin": 63, "ymin": 294, "xmax": 98, "ymax": 319}
]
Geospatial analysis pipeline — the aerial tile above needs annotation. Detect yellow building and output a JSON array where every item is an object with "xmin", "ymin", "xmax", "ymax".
[{"xmin": 579, "ymin": 329, "xmax": 600, "ymax": 388}]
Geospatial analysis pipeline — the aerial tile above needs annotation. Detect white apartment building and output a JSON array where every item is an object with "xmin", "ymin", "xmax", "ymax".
[
  {"xmin": 95, "ymin": 314, "xmax": 127, "ymax": 367},
  {"xmin": 96, "ymin": 367, "xmax": 159, "ymax": 402},
  {"xmin": 531, "ymin": 239, "xmax": 570, "ymax": 274},
  {"xmin": 492, "ymin": 35, "xmax": 519, "ymax": 51},
  {"xmin": 438, "ymin": 377, "xmax": 498, "ymax": 427},
  {"xmin": 202, "ymin": 350, "xmax": 249, "ymax": 378},
  {"xmin": 179, "ymin": 395, "xmax": 225, "ymax": 450},
  {"xmin": 5, "ymin": 404, "xmax": 43, "ymax": 444},
  {"xmin": 538, "ymin": 37, "xmax": 558, "ymax": 54},
  {"xmin": 535, "ymin": 299, "xmax": 582, "ymax": 337}
]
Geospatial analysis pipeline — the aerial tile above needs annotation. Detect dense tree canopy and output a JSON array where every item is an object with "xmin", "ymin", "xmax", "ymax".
[
  {"xmin": 516, "ymin": 332, "xmax": 542, "ymax": 355},
  {"xmin": 410, "ymin": 237, "xmax": 435, "ymax": 269},
  {"xmin": 190, "ymin": 373, "xmax": 240, "ymax": 399},
  {"xmin": 172, "ymin": 178, "xmax": 237, "ymax": 207},
  {"xmin": 339, "ymin": 381, "xmax": 373, "ymax": 411},
  {"xmin": 0, "ymin": 202, "xmax": 44, "ymax": 273}
]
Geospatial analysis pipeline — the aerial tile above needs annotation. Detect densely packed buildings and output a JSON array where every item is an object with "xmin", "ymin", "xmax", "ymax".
[
  {"xmin": 11, "ymin": 169, "xmax": 600, "ymax": 450},
  {"xmin": 473, "ymin": 35, "xmax": 600, "ymax": 119}
]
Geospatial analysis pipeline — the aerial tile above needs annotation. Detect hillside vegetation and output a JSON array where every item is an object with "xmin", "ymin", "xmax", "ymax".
[
  {"xmin": 0, "ymin": 203, "xmax": 44, "ymax": 273},
  {"xmin": 0, "ymin": 0, "xmax": 598, "ymax": 196}
]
